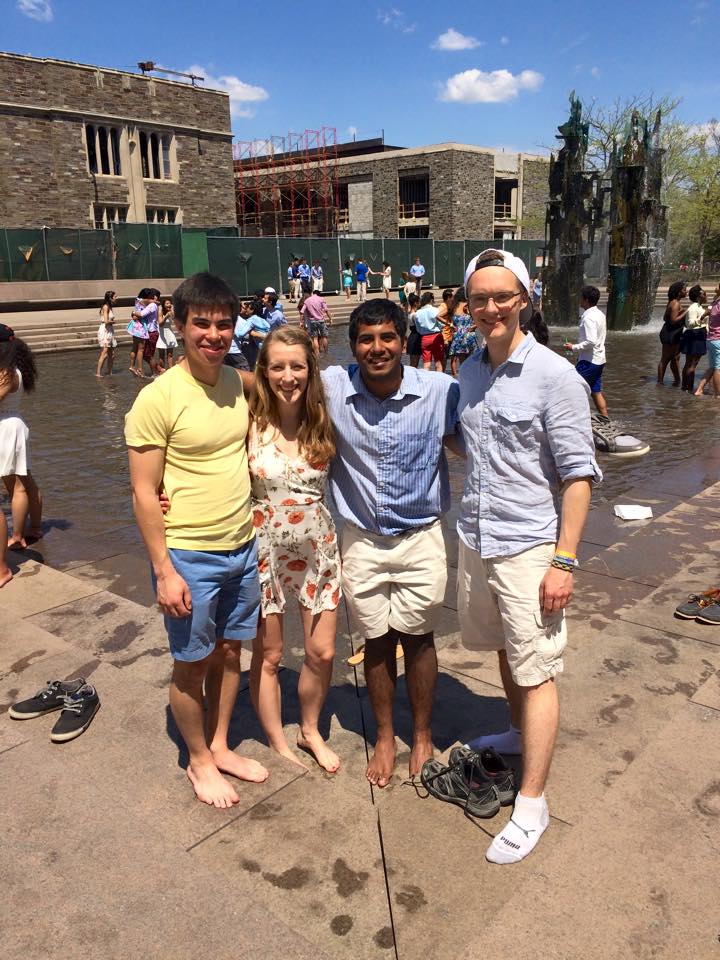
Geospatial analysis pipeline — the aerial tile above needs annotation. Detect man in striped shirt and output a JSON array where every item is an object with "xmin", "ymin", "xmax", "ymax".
[{"xmin": 321, "ymin": 300, "xmax": 460, "ymax": 787}]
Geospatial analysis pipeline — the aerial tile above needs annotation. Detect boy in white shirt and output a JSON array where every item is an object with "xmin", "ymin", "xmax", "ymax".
[{"xmin": 564, "ymin": 285, "xmax": 609, "ymax": 418}]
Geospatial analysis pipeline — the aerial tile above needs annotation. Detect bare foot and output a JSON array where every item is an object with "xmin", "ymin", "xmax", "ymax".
[
  {"xmin": 7, "ymin": 537, "xmax": 26, "ymax": 551},
  {"xmin": 297, "ymin": 731, "xmax": 341, "ymax": 773},
  {"xmin": 0, "ymin": 566, "xmax": 12, "ymax": 588},
  {"xmin": 272, "ymin": 742, "xmax": 310, "ymax": 772},
  {"xmin": 409, "ymin": 735, "xmax": 434, "ymax": 778},
  {"xmin": 211, "ymin": 746, "xmax": 269, "ymax": 783},
  {"xmin": 366, "ymin": 736, "xmax": 396, "ymax": 788},
  {"xmin": 186, "ymin": 760, "xmax": 240, "ymax": 808}
]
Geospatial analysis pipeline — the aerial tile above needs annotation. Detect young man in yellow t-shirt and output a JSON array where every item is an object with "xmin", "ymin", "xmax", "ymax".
[{"xmin": 124, "ymin": 273, "xmax": 268, "ymax": 809}]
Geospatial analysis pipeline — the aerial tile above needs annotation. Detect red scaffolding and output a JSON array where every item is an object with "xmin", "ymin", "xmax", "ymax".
[{"xmin": 233, "ymin": 128, "xmax": 339, "ymax": 237}]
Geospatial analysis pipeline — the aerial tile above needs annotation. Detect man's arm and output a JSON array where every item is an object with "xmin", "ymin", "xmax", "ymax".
[
  {"xmin": 128, "ymin": 446, "xmax": 192, "ymax": 617},
  {"xmin": 538, "ymin": 477, "xmax": 592, "ymax": 614},
  {"xmin": 238, "ymin": 369, "xmax": 254, "ymax": 396},
  {"xmin": 565, "ymin": 315, "xmax": 597, "ymax": 352}
]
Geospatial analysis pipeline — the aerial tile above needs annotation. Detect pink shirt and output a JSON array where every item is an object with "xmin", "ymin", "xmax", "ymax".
[
  {"xmin": 709, "ymin": 300, "xmax": 720, "ymax": 341},
  {"xmin": 301, "ymin": 294, "xmax": 328, "ymax": 322}
]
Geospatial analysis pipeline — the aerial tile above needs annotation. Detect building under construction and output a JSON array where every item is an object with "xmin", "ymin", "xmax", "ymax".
[{"xmin": 234, "ymin": 133, "xmax": 549, "ymax": 241}]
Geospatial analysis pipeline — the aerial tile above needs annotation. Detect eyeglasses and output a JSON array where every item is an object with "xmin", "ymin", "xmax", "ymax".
[{"xmin": 468, "ymin": 290, "xmax": 524, "ymax": 312}]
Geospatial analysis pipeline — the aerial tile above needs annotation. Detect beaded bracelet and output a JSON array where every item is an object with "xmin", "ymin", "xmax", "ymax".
[{"xmin": 551, "ymin": 559, "xmax": 576, "ymax": 573}]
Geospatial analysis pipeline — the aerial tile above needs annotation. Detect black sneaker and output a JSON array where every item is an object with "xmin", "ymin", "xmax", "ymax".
[
  {"xmin": 50, "ymin": 684, "xmax": 100, "ymax": 742},
  {"xmin": 8, "ymin": 678, "xmax": 86, "ymax": 720},
  {"xmin": 674, "ymin": 589, "xmax": 720, "ymax": 620},
  {"xmin": 420, "ymin": 754, "xmax": 500, "ymax": 819},
  {"xmin": 695, "ymin": 602, "xmax": 720, "ymax": 626},
  {"xmin": 449, "ymin": 745, "xmax": 516, "ymax": 806}
]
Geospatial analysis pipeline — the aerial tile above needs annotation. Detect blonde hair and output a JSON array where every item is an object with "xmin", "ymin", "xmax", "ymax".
[{"xmin": 250, "ymin": 326, "xmax": 335, "ymax": 465}]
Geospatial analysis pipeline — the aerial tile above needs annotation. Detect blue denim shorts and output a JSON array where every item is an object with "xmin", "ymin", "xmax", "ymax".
[
  {"xmin": 576, "ymin": 359, "xmax": 605, "ymax": 393},
  {"xmin": 153, "ymin": 539, "xmax": 260, "ymax": 662},
  {"xmin": 708, "ymin": 339, "xmax": 720, "ymax": 369}
]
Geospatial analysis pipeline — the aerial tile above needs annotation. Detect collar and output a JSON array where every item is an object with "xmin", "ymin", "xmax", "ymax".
[
  {"xmin": 345, "ymin": 362, "xmax": 423, "ymax": 401},
  {"xmin": 481, "ymin": 332, "xmax": 536, "ymax": 370}
]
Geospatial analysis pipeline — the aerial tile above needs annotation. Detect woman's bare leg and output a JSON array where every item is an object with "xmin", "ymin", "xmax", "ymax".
[
  {"xmin": 0, "ymin": 511, "xmax": 11, "ymax": 587},
  {"xmin": 4, "ymin": 475, "xmax": 27, "ymax": 548},
  {"xmin": 106, "ymin": 347, "xmax": 114, "ymax": 376},
  {"xmin": 96, "ymin": 348, "xmax": 108, "ymax": 377},
  {"xmin": 23, "ymin": 473, "xmax": 42, "ymax": 536},
  {"xmin": 250, "ymin": 613, "xmax": 308, "ymax": 769},
  {"xmin": 296, "ymin": 605, "xmax": 340, "ymax": 772}
]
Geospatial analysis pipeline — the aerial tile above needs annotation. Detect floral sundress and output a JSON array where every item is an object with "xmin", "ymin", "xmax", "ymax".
[
  {"xmin": 448, "ymin": 311, "xmax": 478, "ymax": 357},
  {"xmin": 248, "ymin": 427, "xmax": 341, "ymax": 615}
]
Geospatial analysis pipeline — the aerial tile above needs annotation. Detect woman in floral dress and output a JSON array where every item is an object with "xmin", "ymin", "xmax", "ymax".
[
  {"xmin": 448, "ymin": 289, "xmax": 478, "ymax": 376},
  {"xmin": 248, "ymin": 326, "xmax": 341, "ymax": 773}
]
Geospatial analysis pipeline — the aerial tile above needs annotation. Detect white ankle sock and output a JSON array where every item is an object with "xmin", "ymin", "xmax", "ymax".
[
  {"xmin": 486, "ymin": 792, "xmax": 549, "ymax": 864},
  {"xmin": 464, "ymin": 725, "xmax": 522, "ymax": 755}
]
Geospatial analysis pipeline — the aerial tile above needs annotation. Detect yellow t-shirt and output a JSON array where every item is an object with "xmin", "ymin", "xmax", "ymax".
[{"xmin": 124, "ymin": 364, "xmax": 253, "ymax": 551}]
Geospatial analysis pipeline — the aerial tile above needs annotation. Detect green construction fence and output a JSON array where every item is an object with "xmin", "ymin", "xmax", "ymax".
[{"xmin": 0, "ymin": 227, "xmax": 545, "ymax": 292}]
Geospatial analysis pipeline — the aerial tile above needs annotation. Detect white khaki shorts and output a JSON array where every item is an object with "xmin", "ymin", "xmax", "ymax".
[
  {"xmin": 457, "ymin": 540, "xmax": 566, "ymax": 687},
  {"xmin": 341, "ymin": 521, "xmax": 447, "ymax": 639}
]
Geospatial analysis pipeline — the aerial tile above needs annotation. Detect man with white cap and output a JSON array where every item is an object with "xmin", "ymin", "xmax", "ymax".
[{"xmin": 456, "ymin": 248, "xmax": 600, "ymax": 863}]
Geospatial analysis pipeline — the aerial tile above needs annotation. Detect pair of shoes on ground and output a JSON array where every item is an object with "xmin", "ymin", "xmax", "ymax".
[
  {"xmin": 420, "ymin": 745, "xmax": 516, "ymax": 820},
  {"xmin": 675, "ymin": 589, "xmax": 720, "ymax": 625},
  {"xmin": 9, "ymin": 678, "xmax": 100, "ymax": 742}
]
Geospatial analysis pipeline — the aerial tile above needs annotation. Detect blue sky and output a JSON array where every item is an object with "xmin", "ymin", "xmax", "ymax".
[{"xmin": 6, "ymin": 0, "xmax": 719, "ymax": 154}]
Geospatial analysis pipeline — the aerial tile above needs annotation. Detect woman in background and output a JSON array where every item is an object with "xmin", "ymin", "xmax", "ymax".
[
  {"xmin": 156, "ymin": 298, "xmax": 178, "ymax": 371},
  {"xmin": 95, "ymin": 290, "xmax": 116, "ymax": 377},
  {"xmin": 0, "ymin": 326, "xmax": 43, "ymax": 551},
  {"xmin": 657, "ymin": 281, "xmax": 687, "ymax": 386}
]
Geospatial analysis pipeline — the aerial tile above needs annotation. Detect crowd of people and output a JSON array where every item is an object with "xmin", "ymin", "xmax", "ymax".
[
  {"xmin": 658, "ymin": 279, "xmax": 720, "ymax": 396},
  {"xmin": 118, "ymin": 248, "xmax": 600, "ymax": 868}
]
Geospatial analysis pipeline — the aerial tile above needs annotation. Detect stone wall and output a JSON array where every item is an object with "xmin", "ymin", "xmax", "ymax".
[
  {"xmin": 452, "ymin": 151, "xmax": 495, "ymax": 239},
  {"xmin": 347, "ymin": 178, "xmax": 373, "ymax": 233},
  {"xmin": 520, "ymin": 157, "xmax": 549, "ymax": 240},
  {"xmin": 0, "ymin": 54, "xmax": 235, "ymax": 228}
]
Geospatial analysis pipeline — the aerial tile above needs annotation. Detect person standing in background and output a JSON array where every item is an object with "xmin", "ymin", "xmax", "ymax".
[{"xmin": 410, "ymin": 257, "xmax": 425, "ymax": 295}]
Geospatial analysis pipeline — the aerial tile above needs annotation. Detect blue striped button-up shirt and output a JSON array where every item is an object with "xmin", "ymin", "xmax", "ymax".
[
  {"xmin": 457, "ymin": 334, "xmax": 601, "ymax": 558},
  {"xmin": 321, "ymin": 364, "xmax": 460, "ymax": 536}
]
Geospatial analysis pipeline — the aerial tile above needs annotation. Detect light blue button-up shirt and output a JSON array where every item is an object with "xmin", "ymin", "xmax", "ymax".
[
  {"xmin": 322, "ymin": 364, "xmax": 460, "ymax": 536},
  {"xmin": 457, "ymin": 333, "xmax": 601, "ymax": 558}
]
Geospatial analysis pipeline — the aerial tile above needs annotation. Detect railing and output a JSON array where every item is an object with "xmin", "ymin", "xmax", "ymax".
[
  {"xmin": 494, "ymin": 203, "xmax": 516, "ymax": 221},
  {"xmin": 398, "ymin": 203, "xmax": 429, "ymax": 221},
  {"xmin": 336, "ymin": 209, "xmax": 350, "ymax": 229}
]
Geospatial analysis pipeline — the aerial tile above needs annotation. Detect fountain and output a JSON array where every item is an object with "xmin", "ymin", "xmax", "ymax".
[
  {"xmin": 543, "ymin": 93, "xmax": 604, "ymax": 327},
  {"xmin": 605, "ymin": 111, "xmax": 667, "ymax": 330}
]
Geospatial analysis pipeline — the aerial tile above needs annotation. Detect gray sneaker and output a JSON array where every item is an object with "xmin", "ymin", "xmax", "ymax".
[
  {"xmin": 9, "ymin": 678, "xmax": 86, "ymax": 720},
  {"xmin": 675, "ymin": 590, "xmax": 720, "ymax": 621},
  {"xmin": 450, "ymin": 746, "xmax": 516, "ymax": 806},
  {"xmin": 695, "ymin": 601, "xmax": 720, "ymax": 626}
]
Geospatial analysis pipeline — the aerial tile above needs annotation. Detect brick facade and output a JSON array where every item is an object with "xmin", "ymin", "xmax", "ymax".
[
  {"xmin": 520, "ymin": 157, "xmax": 549, "ymax": 240},
  {"xmin": 0, "ymin": 53, "xmax": 236, "ymax": 228}
]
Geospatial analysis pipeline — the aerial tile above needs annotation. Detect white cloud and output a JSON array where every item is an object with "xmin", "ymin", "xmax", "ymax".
[
  {"xmin": 500, "ymin": 36, "xmax": 510, "ymax": 45},
  {"xmin": 590, "ymin": 66, "xmax": 601, "ymax": 78},
  {"xmin": 347, "ymin": 125, "xmax": 359, "ymax": 137},
  {"xmin": 439, "ymin": 68, "xmax": 543, "ymax": 104},
  {"xmin": 559, "ymin": 34, "xmax": 588, "ymax": 55},
  {"xmin": 16, "ymin": 0, "xmax": 53, "ymax": 21},
  {"xmin": 186, "ymin": 65, "xmax": 268, "ymax": 118},
  {"xmin": 378, "ymin": 7, "xmax": 416, "ymax": 32},
  {"xmin": 432, "ymin": 28, "xmax": 482, "ymax": 51}
]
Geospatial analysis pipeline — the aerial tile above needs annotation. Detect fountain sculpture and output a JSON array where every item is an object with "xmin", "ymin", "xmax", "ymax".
[
  {"xmin": 605, "ymin": 111, "xmax": 667, "ymax": 330},
  {"xmin": 543, "ymin": 93, "xmax": 604, "ymax": 327}
]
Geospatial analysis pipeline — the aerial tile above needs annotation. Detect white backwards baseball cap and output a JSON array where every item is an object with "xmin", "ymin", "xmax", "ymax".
[
  {"xmin": 464, "ymin": 248, "xmax": 531, "ymax": 293},
  {"xmin": 264, "ymin": 286, "xmax": 276, "ymax": 294}
]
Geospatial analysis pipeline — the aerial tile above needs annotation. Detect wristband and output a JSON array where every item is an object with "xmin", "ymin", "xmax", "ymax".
[
  {"xmin": 554, "ymin": 549, "xmax": 577, "ymax": 561},
  {"xmin": 551, "ymin": 558, "xmax": 576, "ymax": 573}
]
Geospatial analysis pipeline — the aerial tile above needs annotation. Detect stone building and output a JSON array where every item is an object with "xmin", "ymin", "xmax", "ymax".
[
  {"xmin": 0, "ymin": 52, "xmax": 236, "ymax": 229},
  {"xmin": 234, "ymin": 138, "xmax": 549, "ymax": 240}
]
